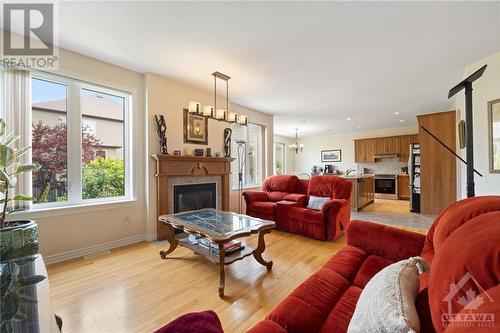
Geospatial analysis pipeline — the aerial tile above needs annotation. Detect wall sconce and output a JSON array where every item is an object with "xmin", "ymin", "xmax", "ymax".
[
  {"xmin": 203, "ymin": 105, "xmax": 214, "ymax": 117},
  {"xmin": 237, "ymin": 114, "xmax": 248, "ymax": 125},
  {"xmin": 188, "ymin": 101, "xmax": 201, "ymax": 114},
  {"xmin": 227, "ymin": 112, "xmax": 237, "ymax": 123}
]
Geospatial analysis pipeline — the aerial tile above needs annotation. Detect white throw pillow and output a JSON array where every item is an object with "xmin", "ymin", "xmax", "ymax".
[
  {"xmin": 307, "ymin": 196, "xmax": 330, "ymax": 210},
  {"xmin": 347, "ymin": 257, "xmax": 429, "ymax": 333}
]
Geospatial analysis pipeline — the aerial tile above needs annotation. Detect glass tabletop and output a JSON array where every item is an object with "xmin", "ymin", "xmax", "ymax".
[{"xmin": 163, "ymin": 209, "xmax": 271, "ymax": 236}]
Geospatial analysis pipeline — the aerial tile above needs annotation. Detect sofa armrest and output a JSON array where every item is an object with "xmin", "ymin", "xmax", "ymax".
[
  {"xmin": 242, "ymin": 190, "xmax": 268, "ymax": 204},
  {"xmin": 283, "ymin": 193, "xmax": 307, "ymax": 206},
  {"xmin": 346, "ymin": 220, "xmax": 426, "ymax": 262},
  {"xmin": 321, "ymin": 198, "xmax": 348, "ymax": 214},
  {"xmin": 245, "ymin": 320, "xmax": 286, "ymax": 333}
]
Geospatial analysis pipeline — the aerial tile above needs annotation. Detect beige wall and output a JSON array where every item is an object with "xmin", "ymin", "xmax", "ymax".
[
  {"xmin": 294, "ymin": 125, "xmax": 418, "ymax": 174},
  {"xmin": 455, "ymin": 51, "xmax": 500, "ymax": 197},
  {"xmin": 14, "ymin": 47, "xmax": 147, "ymax": 259},
  {"xmin": 145, "ymin": 73, "xmax": 273, "ymax": 237},
  {"xmin": 273, "ymin": 135, "xmax": 296, "ymax": 174}
]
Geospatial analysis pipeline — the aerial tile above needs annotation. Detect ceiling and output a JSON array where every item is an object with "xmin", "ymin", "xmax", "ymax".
[{"xmin": 22, "ymin": 2, "xmax": 500, "ymax": 136}]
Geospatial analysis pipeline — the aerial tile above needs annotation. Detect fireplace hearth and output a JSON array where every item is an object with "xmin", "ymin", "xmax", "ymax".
[{"xmin": 173, "ymin": 182, "xmax": 217, "ymax": 213}]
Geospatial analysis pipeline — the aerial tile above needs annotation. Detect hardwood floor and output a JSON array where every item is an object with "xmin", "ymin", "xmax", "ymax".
[{"xmin": 47, "ymin": 230, "xmax": 346, "ymax": 333}]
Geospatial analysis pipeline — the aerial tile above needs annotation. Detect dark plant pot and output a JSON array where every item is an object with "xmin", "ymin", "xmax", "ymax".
[{"xmin": 0, "ymin": 220, "xmax": 39, "ymax": 261}]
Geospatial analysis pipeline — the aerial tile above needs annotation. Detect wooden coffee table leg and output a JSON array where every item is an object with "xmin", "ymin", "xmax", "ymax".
[
  {"xmin": 218, "ymin": 243, "xmax": 225, "ymax": 298},
  {"xmin": 253, "ymin": 229, "xmax": 273, "ymax": 270},
  {"xmin": 159, "ymin": 223, "xmax": 179, "ymax": 259}
]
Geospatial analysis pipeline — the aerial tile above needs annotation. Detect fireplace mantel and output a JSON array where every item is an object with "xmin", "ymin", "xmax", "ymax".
[{"xmin": 152, "ymin": 154, "xmax": 234, "ymax": 240}]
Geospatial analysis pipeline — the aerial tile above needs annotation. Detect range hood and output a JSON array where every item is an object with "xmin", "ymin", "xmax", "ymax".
[{"xmin": 374, "ymin": 153, "xmax": 399, "ymax": 159}]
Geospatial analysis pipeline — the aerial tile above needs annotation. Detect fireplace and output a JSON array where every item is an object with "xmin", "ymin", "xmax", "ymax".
[{"xmin": 173, "ymin": 182, "xmax": 217, "ymax": 213}]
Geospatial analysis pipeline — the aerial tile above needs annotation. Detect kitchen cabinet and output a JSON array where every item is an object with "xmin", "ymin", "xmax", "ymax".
[
  {"xmin": 399, "ymin": 134, "xmax": 419, "ymax": 162},
  {"xmin": 354, "ymin": 139, "xmax": 375, "ymax": 163},
  {"xmin": 374, "ymin": 137, "xmax": 399, "ymax": 155},
  {"xmin": 345, "ymin": 175, "xmax": 375, "ymax": 211},
  {"xmin": 355, "ymin": 134, "xmax": 418, "ymax": 163},
  {"xmin": 397, "ymin": 174, "xmax": 410, "ymax": 200}
]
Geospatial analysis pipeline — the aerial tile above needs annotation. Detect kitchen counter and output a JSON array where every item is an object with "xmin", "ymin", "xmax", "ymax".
[{"xmin": 342, "ymin": 175, "xmax": 375, "ymax": 211}]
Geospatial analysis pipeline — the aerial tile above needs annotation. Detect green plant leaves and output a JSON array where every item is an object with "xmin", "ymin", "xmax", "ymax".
[
  {"xmin": 14, "ymin": 163, "xmax": 40, "ymax": 175},
  {"xmin": 0, "ymin": 169, "xmax": 9, "ymax": 182},
  {"xmin": 0, "ymin": 120, "xmax": 5, "ymax": 137},
  {"xmin": 11, "ymin": 195, "xmax": 32, "ymax": 201},
  {"xmin": 0, "ymin": 145, "xmax": 16, "ymax": 168}
]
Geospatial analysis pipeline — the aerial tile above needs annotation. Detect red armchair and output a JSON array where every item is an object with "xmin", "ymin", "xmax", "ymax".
[
  {"xmin": 288, "ymin": 176, "xmax": 352, "ymax": 241},
  {"xmin": 243, "ymin": 175, "xmax": 352, "ymax": 241},
  {"xmin": 243, "ymin": 174, "xmax": 299, "ymax": 222},
  {"xmin": 247, "ymin": 195, "xmax": 500, "ymax": 333}
]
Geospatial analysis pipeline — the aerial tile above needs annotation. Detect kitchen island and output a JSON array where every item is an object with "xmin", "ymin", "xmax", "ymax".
[{"xmin": 343, "ymin": 174, "xmax": 375, "ymax": 211}]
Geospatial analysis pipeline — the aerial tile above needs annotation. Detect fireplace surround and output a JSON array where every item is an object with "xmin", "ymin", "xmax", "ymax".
[{"xmin": 152, "ymin": 154, "xmax": 233, "ymax": 240}]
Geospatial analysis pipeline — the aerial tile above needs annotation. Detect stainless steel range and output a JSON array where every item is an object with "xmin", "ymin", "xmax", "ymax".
[{"xmin": 374, "ymin": 174, "xmax": 397, "ymax": 199}]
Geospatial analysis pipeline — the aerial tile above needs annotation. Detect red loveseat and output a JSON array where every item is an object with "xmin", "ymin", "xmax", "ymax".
[
  {"xmin": 246, "ymin": 195, "xmax": 500, "ymax": 333},
  {"xmin": 243, "ymin": 175, "xmax": 352, "ymax": 241}
]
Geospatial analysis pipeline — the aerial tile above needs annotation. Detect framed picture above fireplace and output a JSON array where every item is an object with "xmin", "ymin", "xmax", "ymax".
[{"xmin": 184, "ymin": 108, "xmax": 208, "ymax": 145}]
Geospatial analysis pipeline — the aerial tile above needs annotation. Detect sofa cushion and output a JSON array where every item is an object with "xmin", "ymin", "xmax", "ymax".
[
  {"xmin": 289, "ymin": 207, "xmax": 324, "ymax": 224},
  {"xmin": 307, "ymin": 175, "xmax": 352, "ymax": 200},
  {"xmin": 428, "ymin": 212, "xmax": 500, "ymax": 332},
  {"xmin": 266, "ymin": 268, "xmax": 351, "ymax": 333},
  {"xmin": 352, "ymin": 255, "xmax": 392, "ymax": 289},
  {"xmin": 420, "ymin": 195, "xmax": 500, "ymax": 269},
  {"xmin": 262, "ymin": 174, "xmax": 298, "ymax": 193},
  {"xmin": 320, "ymin": 286, "xmax": 363, "ymax": 333},
  {"xmin": 248, "ymin": 201, "xmax": 275, "ymax": 215},
  {"xmin": 307, "ymin": 196, "xmax": 330, "ymax": 210},
  {"xmin": 267, "ymin": 191, "xmax": 289, "ymax": 202},
  {"xmin": 296, "ymin": 179, "xmax": 310, "ymax": 194},
  {"xmin": 347, "ymin": 257, "xmax": 427, "ymax": 333}
]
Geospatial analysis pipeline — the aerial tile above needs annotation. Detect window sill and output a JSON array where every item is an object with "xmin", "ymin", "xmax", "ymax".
[
  {"xmin": 10, "ymin": 198, "xmax": 141, "ymax": 219},
  {"xmin": 231, "ymin": 185, "xmax": 261, "ymax": 191}
]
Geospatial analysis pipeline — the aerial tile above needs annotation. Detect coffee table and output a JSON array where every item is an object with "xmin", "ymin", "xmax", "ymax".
[{"xmin": 158, "ymin": 209, "xmax": 275, "ymax": 297}]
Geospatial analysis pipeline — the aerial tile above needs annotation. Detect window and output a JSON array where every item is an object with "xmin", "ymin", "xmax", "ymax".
[
  {"xmin": 31, "ymin": 72, "xmax": 131, "ymax": 207},
  {"xmin": 274, "ymin": 142, "xmax": 285, "ymax": 175},
  {"xmin": 231, "ymin": 123, "xmax": 264, "ymax": 189}
]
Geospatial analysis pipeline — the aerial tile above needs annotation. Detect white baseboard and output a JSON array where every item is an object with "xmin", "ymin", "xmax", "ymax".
[{"xmin": 44, "ymin": 233, "xmax": 157, "ymax": 265}]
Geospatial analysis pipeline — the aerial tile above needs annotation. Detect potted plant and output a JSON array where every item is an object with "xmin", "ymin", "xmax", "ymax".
[{"xmin": 0, "ymin": 119, "xmax": 41, "ymax": 261}]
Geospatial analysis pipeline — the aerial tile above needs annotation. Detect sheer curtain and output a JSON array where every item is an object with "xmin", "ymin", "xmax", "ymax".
[{"xmin": 3, "ymin": 69, "xmax": 32, "ymax": 210}]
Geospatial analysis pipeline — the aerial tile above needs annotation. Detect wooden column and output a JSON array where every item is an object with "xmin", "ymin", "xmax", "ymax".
[{"xmin": 152, "ymin": 155, "xmax": 234, "ymax": 240}]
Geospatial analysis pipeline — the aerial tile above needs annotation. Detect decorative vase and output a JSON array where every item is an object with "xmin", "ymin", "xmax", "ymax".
[{"xmin": 0, "ymin": 220, "xmax": 39, "ymax": 261}]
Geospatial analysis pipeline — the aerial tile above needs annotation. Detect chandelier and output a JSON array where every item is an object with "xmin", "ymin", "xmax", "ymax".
[{"xmin": 289, "ymin": 128, "xmax": 304, "ymax": 153}]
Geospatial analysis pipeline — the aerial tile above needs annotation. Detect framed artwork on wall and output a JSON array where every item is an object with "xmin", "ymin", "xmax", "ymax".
[
  {"xmin": 488, "ymin": 98, "xmax": 500, "ymax": 173},
  {"xmin": 321, "ymin": 149, "xmax": 342, "ymax": 162},
  {"xmin": 183, "ymin": 108, "xmax": 208, "ymax": 145}
]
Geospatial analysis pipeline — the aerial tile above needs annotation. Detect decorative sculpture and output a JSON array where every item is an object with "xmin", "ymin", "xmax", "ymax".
[
  {"xmin": 223, "ymin": 128, "xmax": 232, "ymax": 157},
  {"xmin": 154, "ymin": 114, "xmax": 168, "ymax": 154}
]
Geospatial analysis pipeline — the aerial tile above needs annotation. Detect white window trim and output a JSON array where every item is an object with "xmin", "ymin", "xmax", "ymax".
[
  {"xmin": 231, "ymin": 122, "xmax": 265, "ymax": 190},
  {"xmin": 30, "ymin": 71, "xmax": 134, "ymax": 210},
  {"xmin": 274, "ymin": 141, "xmax": 286, "ymax": 175}
]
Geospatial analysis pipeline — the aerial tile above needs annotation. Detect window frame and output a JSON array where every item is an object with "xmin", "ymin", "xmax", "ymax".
[
  {"xmin": 274, "ymin": 141, "xmax": 286, "ymax": 175},
  {"xmin": 30, "ymin": 71, "xmax": 133, "ymax": 209},
  {"xmin": 231, "ymin": 122, "xmax": 265, "ymax": 190}
]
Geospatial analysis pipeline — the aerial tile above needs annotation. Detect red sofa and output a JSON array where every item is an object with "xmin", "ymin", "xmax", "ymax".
[
  {"xmin": 243, "ymin": 175, "xmax": 352, "ymax": 241},
  {"xmin": 246, "ymin": 195, "xmax": 500, "ymax": 333}
]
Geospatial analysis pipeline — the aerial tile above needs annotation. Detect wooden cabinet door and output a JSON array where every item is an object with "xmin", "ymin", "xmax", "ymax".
[
  {"xmin": 384, "ymin": 137, "xmax": 399, "ymax": 154},
  {"xmin": 397, "ymin": 175, "xmax": 410, "ymax": 200},
  {"xmin": 409, "ymin": 134, "xmax": 419, "ymax": 144},
  {"xmin": 399, "ymin": 135, "xmax": 411, "ymax": 162},
  {"xmin": 374, "ymin": 138, "xmax": 385, "ymax": 155},
  {"xmin": 355, "ymin": 139, "xmax": 375, "ymax": 163}
]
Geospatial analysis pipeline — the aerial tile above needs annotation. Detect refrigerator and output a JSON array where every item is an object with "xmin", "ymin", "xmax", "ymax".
[{"xmin": 409, "ymin": 143, "xmax": 421, "ymax": 213}]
